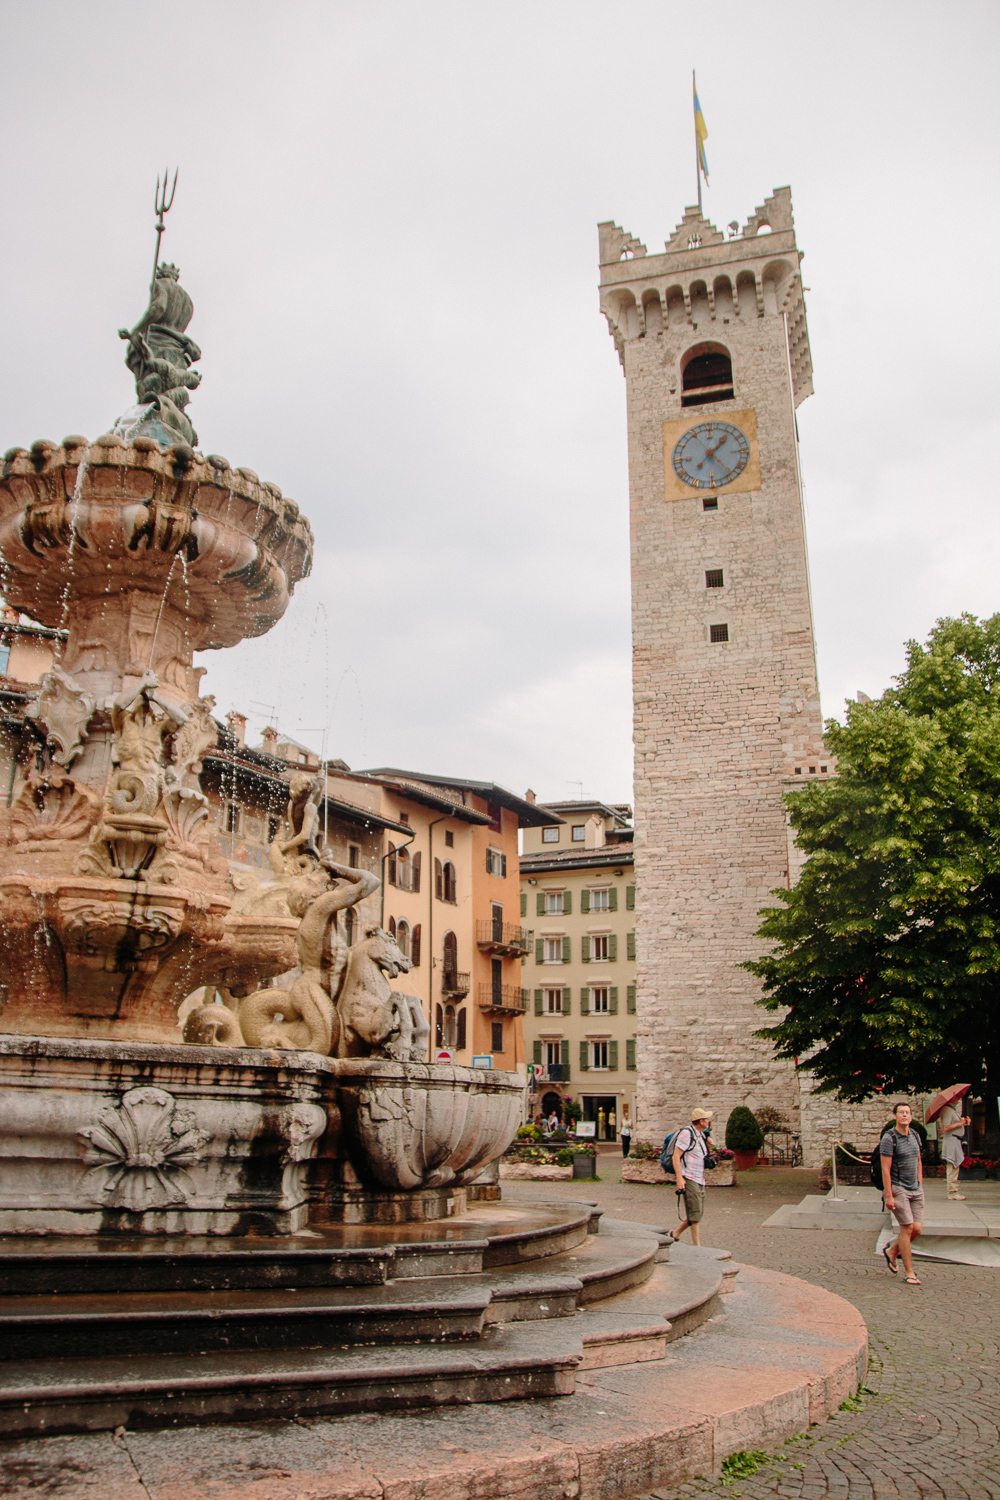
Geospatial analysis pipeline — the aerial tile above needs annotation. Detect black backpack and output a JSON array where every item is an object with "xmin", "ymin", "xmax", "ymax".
[{"xmin": 869, "ymin": 1130, "xmax": 896, "ymax": 1188}]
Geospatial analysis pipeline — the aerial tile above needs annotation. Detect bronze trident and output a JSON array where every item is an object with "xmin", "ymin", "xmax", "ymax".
[{"xmin": 151, "ymin": 168, "xmax": 179, "ymax": 293}]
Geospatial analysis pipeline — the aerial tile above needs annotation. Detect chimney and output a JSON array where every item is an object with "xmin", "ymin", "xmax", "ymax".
[
  {"xmin": 584, "ymin": 814, "xmax": 606, "ymax": 849},
  {"xmin": 261, "ymin": 725, "xmax": 279, "ymax": 753},
  {"xmin": 226, "ymin": 710, "xmax": 247, "ymax": 746},
  {"xmin": 525, "ymin": 788, "xmax": 536, "ymax": 804}
]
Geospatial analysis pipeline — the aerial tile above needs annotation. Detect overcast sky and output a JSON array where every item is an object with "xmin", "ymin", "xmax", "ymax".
[{"xmin": 2, "ymin": 2, "xmax": 997, "ymax": 806}]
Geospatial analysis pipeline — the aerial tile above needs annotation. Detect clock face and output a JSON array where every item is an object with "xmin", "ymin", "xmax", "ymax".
[{"xmin": 671, "ymin": 421, "xmax": 751, "ymax": 490}]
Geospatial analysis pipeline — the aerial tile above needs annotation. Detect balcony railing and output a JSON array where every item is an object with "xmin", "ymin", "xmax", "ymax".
[
  {"xmin": 477, "ymin": 983, "xmax": 527, "ymax": 1014},
  {"xmin": 441, "ymin": 970, "xmax": 470, "ymax": 998},
  {"xmin": 476, "ymin": 920, "xmax": 532, "ymax": 956},
  {"xmin": 547, "ymin": 1063, "xmax": 570, "ymax": 1083}
]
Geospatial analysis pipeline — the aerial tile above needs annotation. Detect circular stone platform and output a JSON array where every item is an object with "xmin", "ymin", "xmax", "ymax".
[{"xmin": 0, "ymin": 1202, "xmax": 867, "ymax": 1497}]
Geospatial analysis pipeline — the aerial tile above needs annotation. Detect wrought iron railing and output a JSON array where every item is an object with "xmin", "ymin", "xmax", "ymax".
[
  {"xmin": 441, "ymin": 971, "xmax": 470, "ymax": 997},
  {"xmin": 477, "ymin": 983, "xmax": 527, "ymax": 1013},
  {"xmin": 476, "ymin": 920, "xmax": 532, "ymax": 954}
]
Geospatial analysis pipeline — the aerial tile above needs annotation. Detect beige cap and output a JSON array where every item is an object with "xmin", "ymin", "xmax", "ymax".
[{"xmin": 691, "ymin": 1108, "xmax": 713, "ymax": 1122}]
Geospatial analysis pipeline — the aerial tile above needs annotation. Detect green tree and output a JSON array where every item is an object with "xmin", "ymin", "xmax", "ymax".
[{"xmin": 746, "ymin": 614, "xmax": 1000, "ymax": 1102}]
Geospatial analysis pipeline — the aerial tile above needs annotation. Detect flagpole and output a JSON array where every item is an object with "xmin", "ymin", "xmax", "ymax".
[{"xmin": 693, "ymin": 70, "xmax": 701, "ymax": 213}]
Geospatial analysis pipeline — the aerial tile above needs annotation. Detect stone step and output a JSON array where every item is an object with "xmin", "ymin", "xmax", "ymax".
[
  {"xmin": 528, "ymin": 1231, "xmax": 660, "ymax": 1303},
  {"xmin": 0, "ymin": 1234, "xmax": 395, "ymax": 1297},
  {"xmin": 0, "ymin": 1278, "xmax": 495, "ymax": 1362},
  {"xmin": 0, "ymin": 1319, "xmax": 584, "ymax": 1438}
]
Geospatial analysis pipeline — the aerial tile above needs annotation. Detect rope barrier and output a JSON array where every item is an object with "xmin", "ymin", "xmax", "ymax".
[{"xmin": 830, "ymin": 1139, "xmax": 870, "ymax": 1166}]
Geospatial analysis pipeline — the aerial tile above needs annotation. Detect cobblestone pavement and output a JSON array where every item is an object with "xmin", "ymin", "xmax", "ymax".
[{"xmin": 511, "ymin": 1159, "xmax": 1000, "ymax": 1500}]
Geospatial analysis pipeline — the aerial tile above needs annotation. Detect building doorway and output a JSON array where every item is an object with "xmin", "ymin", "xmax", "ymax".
[
  {"xmin": 541, "ymin": 1091, "xmax": 563, "ymax": 1123},
  {"xmin": 582, "ymin": 1094, "xmax": 618, "ymax": 1142}
]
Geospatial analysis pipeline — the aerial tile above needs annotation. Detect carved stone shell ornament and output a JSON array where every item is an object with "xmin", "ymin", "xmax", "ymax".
[{"xmin": 78, "ymin": 1086, "xmax": 211, "ymax": 1211}]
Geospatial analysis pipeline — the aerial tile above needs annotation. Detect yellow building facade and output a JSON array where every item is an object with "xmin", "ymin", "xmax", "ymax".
[{"xmin": 520, "ymin": 799, "xmax": 635, "ymax": 1140}]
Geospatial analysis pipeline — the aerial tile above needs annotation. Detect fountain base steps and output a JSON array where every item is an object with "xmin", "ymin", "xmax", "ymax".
[
  {"xmin": 0, "ymin": 1208, "xmax": 708, "ymax": 1438},
  {"xmin": 0, "ymin": 1258, "xmax": 869, "ymax": 1499}
]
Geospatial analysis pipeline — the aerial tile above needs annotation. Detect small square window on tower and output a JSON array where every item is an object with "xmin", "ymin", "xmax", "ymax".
[
  {"xmin": 705, "ymin": 569, "xmax": 724, "ymax": 589},
  {"xmin": 702, "ymin": 496, "xmax": 718, "ymax": 511},
  {"xmin": 709, "ymin": 623, "xmax": 729, "ymax": 643}
]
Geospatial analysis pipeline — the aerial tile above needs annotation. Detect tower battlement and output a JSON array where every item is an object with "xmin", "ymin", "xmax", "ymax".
[{"xmin": 598, "ymin": 187, "xmax": 812, "ymax": 405}]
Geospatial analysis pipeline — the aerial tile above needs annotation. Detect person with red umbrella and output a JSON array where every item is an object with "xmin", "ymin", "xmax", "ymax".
[{"xmin": 926, "ymin": 1085, "xmax": 972, "ymax": 1202}]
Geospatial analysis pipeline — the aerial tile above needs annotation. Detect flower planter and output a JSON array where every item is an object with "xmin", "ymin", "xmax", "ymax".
[
  {"xmin": 732, "ymin": 1150, "xmax": 759, "ymax": 1171},
  {"xmin": 499, "ymin": 1161, "xmax": 572, "ymax": 1181},
  {"xmin": 572, "ymin": 1153, "xmax": 596, "ymax": 1180},
  {"xmin": 959, "ymin": 1166, "xmax": 986, "ymax": 1181},
  {"xmin": 621, "ymin": 1158, "xmax": 734, "ymax": 1187}
]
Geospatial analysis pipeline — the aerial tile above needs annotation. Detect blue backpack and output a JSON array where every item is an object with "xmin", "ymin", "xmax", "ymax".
[{"xmin": 661, "ymin": 1125, "xmax": 697, "ymax": 1172}]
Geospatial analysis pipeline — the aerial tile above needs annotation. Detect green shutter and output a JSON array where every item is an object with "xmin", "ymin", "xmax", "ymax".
[
  {"xmin": 535, "ymin": 938, "xmax": 544, "ymax": 964},
  {"xmin": 579, "ymin": 1040, "xmax": 589, "ymax": 1072},
  {"xmin": 608, "ymin": 887, "xmax": 618, "ymax": 912},
  {"xmin": 562, "ymin": 890, "xmax": 571, "ymax": 915},
  {"xmin": 581, "ymin": 936, "xmax": 590, "ymax": 963},
  {"xmin": 609, "ymin": 987, "xmax": 618, "ymax": 1015},
  {"xmin": 609, "ymin": 1040, "xmax": 618, "ymax": 1071},
  {"xmin": 626, "ymin": 885, "xmax": 635, "ymax": 911},
  {"xmin": 580, "ymin": 987, "xmax": 590, "ymax": 1015},
  {"xmin": 562, "ymin": 986, "xmax": 571, "ymax": 1016},
  {"xmin": 627, "ymin": 931, "xmax": 636, "ymax": 961},
  {"xmin": 534, "ymin": 989, "xmax": 543, "ymax": 1016},
  {"xmin": 521, "ymin": 892, "xmax": 527, "ymax": 917},
  {"xmin": 562, "ymin": 935, "xmax": 571, "ymax": 964},
  {"xmin": 533, "ymin": 1040, "xmax": 542, "ymax": 1064},
  {"xmin": 627, "ymin": 984, "xmax": 636, "ymax": 1015},
  {"xmin": 626, "ymin": 1039, "xmax": 637, "ymax": 1070},
  {"xmin": 536, "ymin": 892, "xmax": 545, "ymax": 916},
  {"xmin": 609, "ymin": 934, "xmax": 617, "ymax": 962},
  {"xmin": 580, "ymin": 889, "xmax": 590, "ymax": 914},
  {"xmin": 560, "ymin": 1039, "xmax": 570, "ymax": 1077}
]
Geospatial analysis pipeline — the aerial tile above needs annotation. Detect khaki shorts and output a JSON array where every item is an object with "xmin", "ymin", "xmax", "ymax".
[
  {"xmin": 889, "ymin": 1186, "xmax": 924, "ymax": 1227},
  {"xmin": 681, "ymin": 1180, "xmax": 706, "ymax": 1224}
]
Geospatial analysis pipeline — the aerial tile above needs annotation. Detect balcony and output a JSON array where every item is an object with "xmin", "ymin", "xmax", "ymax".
[
  {"xmin": 477, "ymin": 983, "xmax": 527, "ymax": 1015},
  {"xmin": 441, "ymin": 970, "xmax": 470, "ymax": 998},
  {"xmin": 547, "ymin": 1063, "xmax": 570, "ymax": 1083},
  {"xmin": 476, "ymin": 920, "xmax": 532, "ymax": 957}
]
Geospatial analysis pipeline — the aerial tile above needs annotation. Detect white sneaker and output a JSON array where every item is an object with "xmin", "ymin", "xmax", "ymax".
[{"xmin": 948, "ymin": 1193, "xmax": 967, "ymax": 1201}]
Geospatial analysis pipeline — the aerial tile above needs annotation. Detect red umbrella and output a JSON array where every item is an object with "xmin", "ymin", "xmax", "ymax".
[{"xmin": 924, "ymin": 1084, "xmax": 972, "ymax": 1124}]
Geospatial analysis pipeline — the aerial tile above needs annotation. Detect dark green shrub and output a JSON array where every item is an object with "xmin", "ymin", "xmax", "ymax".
[
  {"xmin": 725, "ymin": 1106, "xmax": 764, "ymax": 1152},
  {"xmin": 626, "ymin": 1138, "xmax": 660, "ymax": 1161},
  {"xmin": 881, "ymin": 1118, "xmax": 927, "ymax": 1146},
  {"xmin": 563, "ymin": 1099, "xmax": 583, "ymax": 1123}
]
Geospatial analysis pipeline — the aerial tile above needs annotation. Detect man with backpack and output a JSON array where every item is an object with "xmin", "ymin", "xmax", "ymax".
[
  {"xmin": 880, "ymin": 1102, "xmax": 924, "ymax": 1286},
  {"xmin": 665, "ymin": 1109, "xmax": 716, "ymax": 1246}
]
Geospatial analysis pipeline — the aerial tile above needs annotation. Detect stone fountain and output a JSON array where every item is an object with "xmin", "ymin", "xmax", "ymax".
[{"xmin": 0, "ymin": 250, "xmax": 522, "ymax": 1243}]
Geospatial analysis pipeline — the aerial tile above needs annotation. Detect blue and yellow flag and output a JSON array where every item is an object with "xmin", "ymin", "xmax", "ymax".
[{"xmin": 693, "ymin": 80, "xmax": 709, "ymax": 184}]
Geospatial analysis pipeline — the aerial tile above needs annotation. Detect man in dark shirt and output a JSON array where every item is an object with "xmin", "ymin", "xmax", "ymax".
[{"xmin": 880, "ymin": 1101, "xmax": 924, "ymax": 1284}]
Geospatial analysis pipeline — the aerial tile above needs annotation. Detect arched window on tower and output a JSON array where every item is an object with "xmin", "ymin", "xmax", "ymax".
[
  {"xmin": 681, "ymin": 345, "xmax": 734, "ymax": 408},
  {"xmin": 388, "ymin": 916, "xmax": 396, "ymax": 938},
  {"xmin": 396, "ymin": 919, "xmax": 411, "ymax": 960},
  {"xmin": 443, "ymin": 929, "xmax": 458, "ymax": 986},
  {"xmin": 442, "ymin": 862, "xmax": 457, "ymax": 903}
]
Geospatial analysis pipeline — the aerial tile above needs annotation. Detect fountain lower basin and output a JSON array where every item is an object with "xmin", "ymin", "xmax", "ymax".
[{"xmin": 0, "ymin": 1036, "xmax": 523, "ymax": 1234}]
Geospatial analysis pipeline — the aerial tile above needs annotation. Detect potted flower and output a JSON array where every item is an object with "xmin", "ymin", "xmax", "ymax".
[
  {"xmin": 571, "ymin": 1141, "xmax": 598, "ymax": 1179},
  {"xmin": 959, "ymin": 1155, "xmax": 987, "ymax": 1181},
  {"xmin": 725, "ymin": 1106, "xmax": 764, "ymax": 1170}
]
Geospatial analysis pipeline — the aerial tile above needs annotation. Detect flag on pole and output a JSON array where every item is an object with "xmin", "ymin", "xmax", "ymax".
[{"xmin": 693, "ymin": 78, "xmax": 709, "ymax": 185}]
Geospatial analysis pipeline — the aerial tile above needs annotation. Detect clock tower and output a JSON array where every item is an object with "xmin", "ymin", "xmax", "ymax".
[{"xmin": 599, "ymin": 188, "xmax": 827, "ymax": 1144}]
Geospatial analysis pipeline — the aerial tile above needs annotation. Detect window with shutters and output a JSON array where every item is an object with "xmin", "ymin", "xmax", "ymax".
[
  {"xmin": 541, "ymin": 827, "xmax": 559, "ymax": 844},
  {"xmin": 591, "ymin": 986, "xmax": 609, "ymax": 1014},
  {"xmin": 545, "ymin": 987, "xmax": 562, "ymax": 1015},
  {"xmin": 442, "ymin": 862, "xmax": 457, "ymax": 903},
  {"xmin": 491, "ymin": 1020, "xmax": 504, "ymax": 1052},
  {"xmin": 388, "ymin": 916, "xmax": 396, "ymax": 937},
  {"xmin": 627, "ymin": 931, "xmax": 636, "ymax": 961},
  {"xmin": 589, "ymin": 888, "xmax": 609, "ymax": 911},
  {"xmin": 520, "ymin": 892, "xmax": 527, "ymax": 917},
  {"xmin": 591, "ymin": 935, "xmax": 610, "ymax": 962},
  {"xmin": 626, "ymin": 1039, "xmax": 637, "ymax": 1070},
  {"xmin": 543, "ymin": 937, "xmax": 563, "ymax": 964},
  {"xmin": 434, "ymin": 857, "xmax": 443, "ymax": 900},
  {"xmin": 545, "ymin": 891, "xmax": 563, "ymax": 915},
  {"xmin": 456, "ymin": 1008, "xmax": 466, "ymax": 1050},
  {"xmin": 443, "ymin": 1005, "xmax": 457, "ymax": 1047},
  {"xmin": 545, "ymin": 1041, "xmax": 561, "ymax": 1070},
  {"xmin": 411, "ymin": 924, "xmax": 421, "ymax": 967},
  {"xmin": 627, "ymin": 984, "xmax": 636, "ymax": 1014},
  {"xmin": 487, "ymin": 802, "xmax": 503, "ymax": 833},
  {"xmin": 591, "ymin": 1040, "xmax": 609, "ymax": 1070},
  {"xmin": 396, "ymin": 919, "xmax": 411, "ymax": 960},
  {"xmin": 571, "ymin": 825, "xmax": 586, "ymax": 842},
  {"xmin": 435, "ymin": 1004, "xmax": 443, "ymax": 1048},
  {"xmin": 486, "ymin": 848, "xmax": 505, "ymax": 877},
  {"xmin": 626, "ymin": 885, "xmax": 635, "ymax": 911}
]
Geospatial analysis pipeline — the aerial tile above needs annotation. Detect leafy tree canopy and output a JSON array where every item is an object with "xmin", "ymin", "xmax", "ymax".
[{"xmin": 746, "ymin": 614, "xmax": 1000, "ymax": 1102}]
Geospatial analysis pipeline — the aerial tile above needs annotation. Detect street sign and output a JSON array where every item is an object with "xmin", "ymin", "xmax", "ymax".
[
  {"xmin": 436, "ymin": 1049, "xmax": 453, "ymax": 1063},
  {"xmin": 471, "ymin": 1055, "xmax": 493, "ymax": 1069}
]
